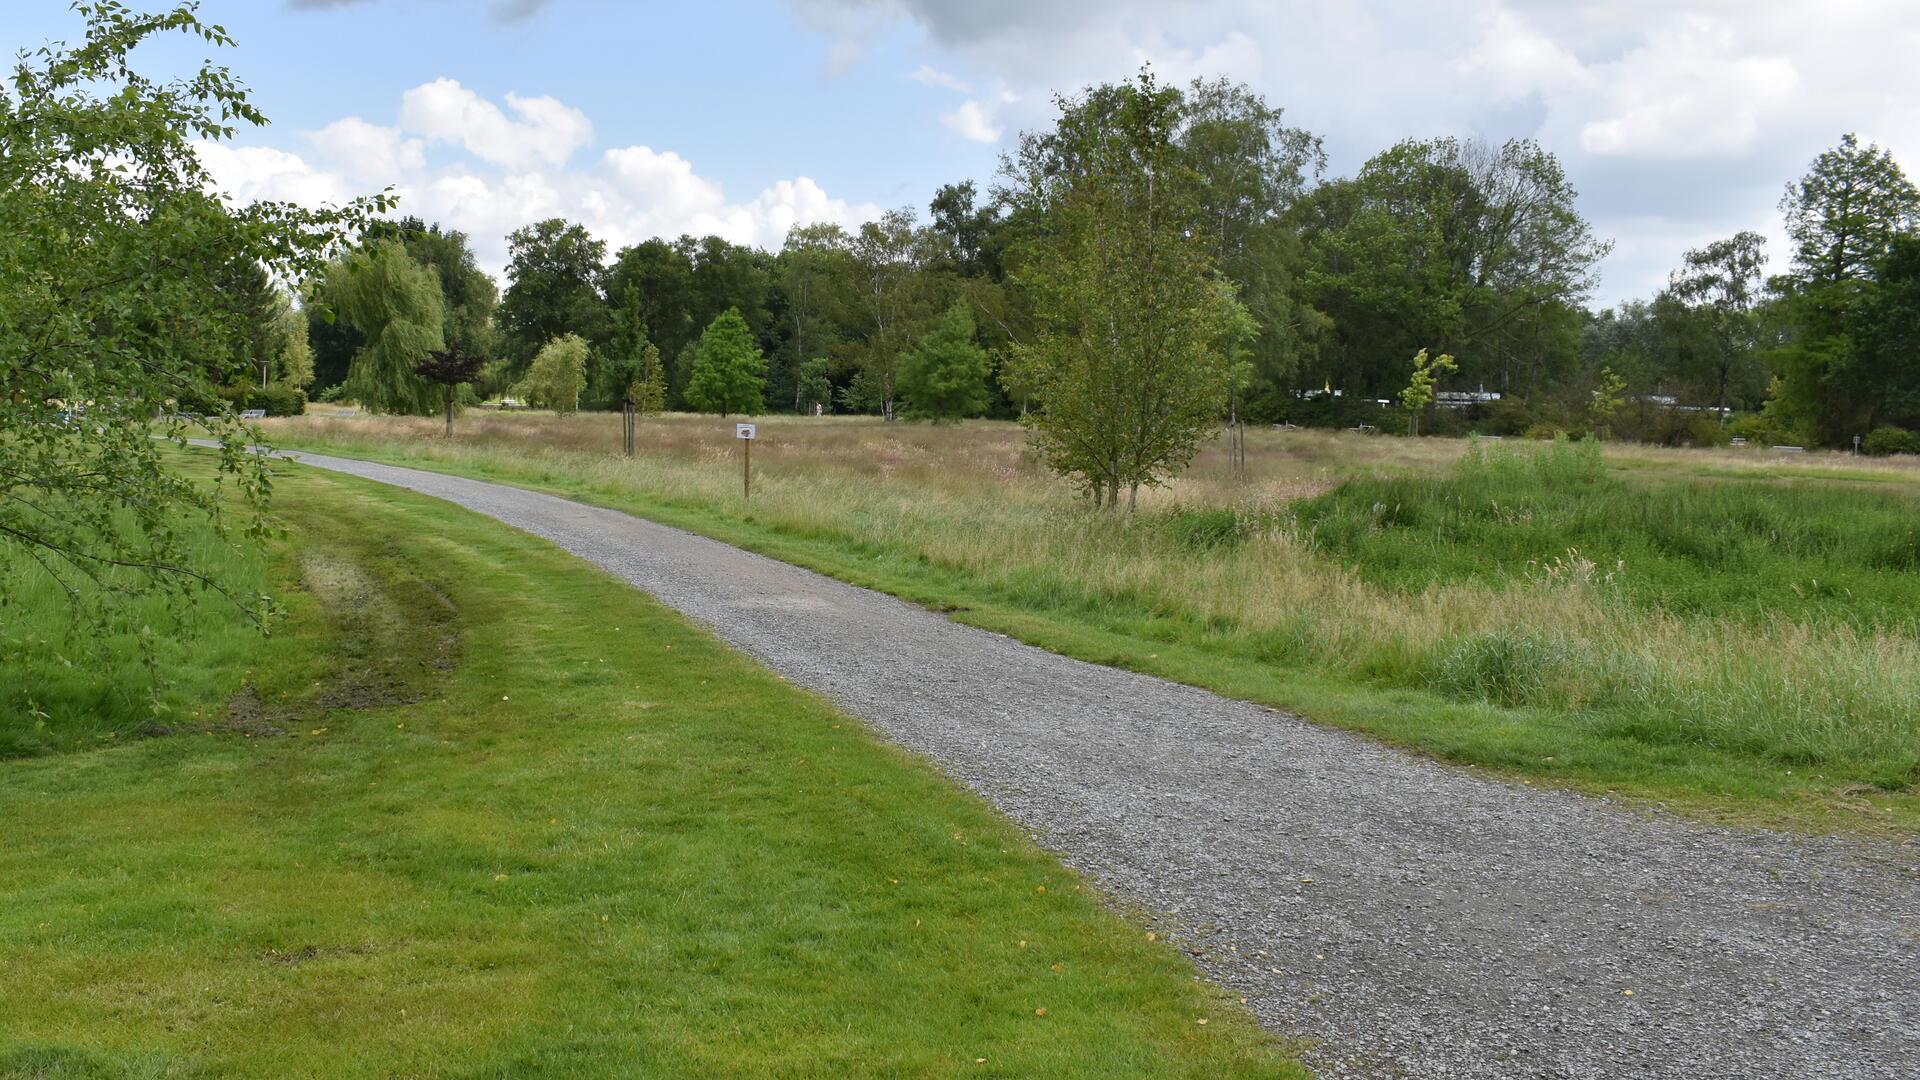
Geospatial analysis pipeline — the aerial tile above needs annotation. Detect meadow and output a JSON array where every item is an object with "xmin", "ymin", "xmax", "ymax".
[
  {"xmin": 264, "ymin": 410, "xmax": 1920, "ymax": 830},
  {"xmin": 0, "ymin": 458, "xmax": 1299, "ymax": 1078}
]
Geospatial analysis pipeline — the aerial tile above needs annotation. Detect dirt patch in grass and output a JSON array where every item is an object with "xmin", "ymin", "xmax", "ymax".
[{"xmin": 204, "ymin": 550, "xmax": 461, "ymax": 737}]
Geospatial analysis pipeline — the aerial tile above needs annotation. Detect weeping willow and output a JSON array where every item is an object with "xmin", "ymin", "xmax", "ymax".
[{"xmin": 330, "ymin": 240, "xmax": 445, "ymax": 415}]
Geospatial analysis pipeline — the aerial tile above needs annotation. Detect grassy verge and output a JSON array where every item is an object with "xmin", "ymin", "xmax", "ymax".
[
  {"xmin": 262, "ymin": 415, "xmax": 1920, "ymax": 834},
  {"xmin": 0, "ymin": 500, "xmax": 296, "ymax": 758},
  {"xmin": 0, "ymin": 458, "xmax": 1302, "ymax": 1079}
]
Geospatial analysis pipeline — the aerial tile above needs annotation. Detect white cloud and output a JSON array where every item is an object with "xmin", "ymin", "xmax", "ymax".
[
  {"xmin": 907, "ymin": 64, "xmax": 971, "ymax": 92},
  {"xmin": 1577, "ymin": 19, "xmax": 1801, "ymax": 158},
  {"xmin": 305, "ymin": 117, "xmax": 425, "ymax": 184},
  {"xmin": 194, "ymin": 83, "xmax": 882, "ymax": 282},
  {"xmin": 397, "ymin": 77, "xmax": 593, "ymax": 169},
  {"xmin": 942, "ymin": 100, "xmax": 1002, "ymax": 143},
  {"xmin": 787, "ymin": 0, "xmax": 1920, "ymax": 303},
  {"xmin": 193, "ymin": 142, "xmax": 352, "ymax": 207}
]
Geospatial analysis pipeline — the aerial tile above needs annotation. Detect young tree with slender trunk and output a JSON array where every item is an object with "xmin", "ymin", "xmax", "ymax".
[
  {"xmin": 1003, "ymin": 69, "xmax": 1245, "ymax": 510},
  {"xmin": 515, "ymin": 334, "xmax": 590, "ymax": 414},
  {"xmin": 413, "ymin": 344, "xmax": 486, "ymax": 437},
  {"xmin": 1399, "ymin": 348, "xmax": 1456, "ymax": 436},
  {"xmin": 630, "ymin": 342, "xmax": 667, "ymax": 415}
]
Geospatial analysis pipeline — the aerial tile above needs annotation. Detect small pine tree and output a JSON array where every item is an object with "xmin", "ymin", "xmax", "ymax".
[
  {"xmin": 1399, "ymin": 348, "xmax": 1457, "ymax": 436},
  {"xmin": 899, "ymin": 302, "xmax": 991, "ymax": 422},
  {"xmin": 684, "ymin": 308, "xmax": 766, "ymax": 417},
  {"xmin": 516, "ymin": 333, "xmax": 589, "ymax": 414}
]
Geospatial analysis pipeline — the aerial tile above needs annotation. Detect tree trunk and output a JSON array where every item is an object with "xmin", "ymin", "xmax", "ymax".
[{"xmin": 444, "ymin": 391, "xmax": 455, "ymax": 438}]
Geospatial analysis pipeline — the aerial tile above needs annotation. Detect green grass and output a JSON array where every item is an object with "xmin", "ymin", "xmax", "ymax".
[
  {"xmin": 1293, "ymin": 438, "xmax": 1920, "ymax": 626},
  {"xmin": 0, "ymin": 457, "xmax": 1300, "ymax": 1079},
  {"xmin": 0, "ymin": 505, "xmax": 295, "ymax": 759},
  {"xmin": 259, "ymin": 416, "xmax": 1920, "ymax": 834}
]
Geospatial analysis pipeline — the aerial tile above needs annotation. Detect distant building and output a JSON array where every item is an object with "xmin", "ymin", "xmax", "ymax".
[{"xmin": 1435, "ymin": 387, "xmax": 1502, "ymax": 409}]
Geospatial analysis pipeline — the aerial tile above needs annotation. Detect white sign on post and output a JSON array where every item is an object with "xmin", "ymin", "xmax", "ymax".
[{"xmin": 736, "ymin": 423, "xmax": 757, "ymax": 440}]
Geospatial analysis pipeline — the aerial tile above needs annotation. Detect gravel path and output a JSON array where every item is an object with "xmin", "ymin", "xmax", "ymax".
[{"xmin": 281, "ymin": 449, "xmax": 1918, "ymax": 1079}]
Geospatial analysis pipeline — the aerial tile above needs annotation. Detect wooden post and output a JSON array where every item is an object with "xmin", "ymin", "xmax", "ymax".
[{"xmin": 735, "ymin": 422, "xmax": 756, "ymax": 498}]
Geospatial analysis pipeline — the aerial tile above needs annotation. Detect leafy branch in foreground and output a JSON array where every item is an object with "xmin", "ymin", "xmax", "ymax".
[{"xmin": 0, "ymin": 2, "xmax": 388, "ymax": 646}]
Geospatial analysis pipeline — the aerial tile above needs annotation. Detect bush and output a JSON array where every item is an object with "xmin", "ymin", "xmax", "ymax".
[
  {"xmin": 1725, "ymin": 411, "xmax": 1812, "ymax": 449},
  {"xmin": 1523, "ymin": 422, "xmax": 1563, "ymax": 441},
  {"xmin": 1862, "ymin": 426, "xmax": 1920, "ymax": 457},
  {"xmin": 1686, "ymin": 414, "xmax": 1731, "ymax": 448},
  {"xmin": 216, "ymin": 383, "xmax": 305, "ymax": 417},
  {"xmin": 1725, "ymin": 413, "xmax": 1769, "ymax": 444},
  {"xmin": 1475, "ymin": 395, "xmax": 1538, "ymax": 437}
]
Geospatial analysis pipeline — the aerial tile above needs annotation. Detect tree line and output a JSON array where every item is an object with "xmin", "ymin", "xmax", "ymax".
[
  {"xmin": 271, "ymin": 78, "xmax": 1920, "ymax": 457},
  {"xmin": 15, "ymin": 0, "xmax": 1920, "ymax": 653}
]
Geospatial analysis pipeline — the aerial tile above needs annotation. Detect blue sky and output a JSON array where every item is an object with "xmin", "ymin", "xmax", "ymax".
[{"xmin": 7, "ymin": 0, "xmax": 1918, "ymax": 305}]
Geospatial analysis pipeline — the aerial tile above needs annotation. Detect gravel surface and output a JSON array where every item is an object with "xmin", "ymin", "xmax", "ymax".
[{"xmin": 280, "ymin": 449, "xmax": 1919, "ymax": 1079}]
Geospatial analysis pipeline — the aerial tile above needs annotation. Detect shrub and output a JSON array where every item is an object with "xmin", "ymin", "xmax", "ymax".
[
  {"xmin": 217, "ymin": 383, "xmax": 306, "ymax": 416},
  {"xmin": 1475, "ymin": 395, "xmax": 1537, "ymax": 437},
  {"xmin": 1862, "ymin": 425, "xmax": 1920, "ymax": 456},
  {"xmin": 1724, "ymin": 413, "xmax": 1769, "ymax": 443},
  {"xmin": 1686, "ymin": 414, "xmax": 1731, "ymax": 448},
  {"xmin": 1523, "ymin": 422, "xmax": 1562, "ymax": 441},
  {"xmin": 1726, "ymin": 410, "xmax": 1812, "ymax": 448}
]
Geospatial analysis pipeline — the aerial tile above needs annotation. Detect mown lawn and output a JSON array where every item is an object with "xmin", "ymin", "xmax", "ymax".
[{"xmin": 0, "ymin": 458, "xmax": 1300, "ymax": 1079}]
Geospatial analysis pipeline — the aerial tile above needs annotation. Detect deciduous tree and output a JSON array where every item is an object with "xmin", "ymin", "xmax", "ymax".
[
  {"xmin": 1659, "ymin": 231, "xmax": 1767, "ymax": 414},
  {"xmin": 413, "ymin": 343, "xmax": 485, "ymax": 436},
  {"xmin": 1399, "ymin": 349, "xmax": 1457, "ymax": 436},
  {"xmin": 795, "ymin": 358, "xmax": 834, "ymax": 415},
  {"xmin": 1002, "ymin": 69, "xmax": 1244, "ymax": 509},
  {"xmin": 630, "ymin": 341, "xmax": 667, "ymax": 415},
  {"xmin": 899, "ymin": 303, "xmax": 990, "ymax": 421},
  {"xmin": 498, "ymin": 219, "xmax": 607, "ymax": 371},
  {"xmin": 329, "ymin": 241, "xmax": 446, "ymax": 415},
  {"xmin": 684, "ymin": 309, "xmax": 766, "ymax": 417},
  {"xmin": 516, "ymin": 334, "xmax": 589, "ymax": 414}
]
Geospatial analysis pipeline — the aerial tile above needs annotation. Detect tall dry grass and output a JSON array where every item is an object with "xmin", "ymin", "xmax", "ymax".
[{"xmin": 269, "ymin": 410, "xmax": 1920, "ymax": 790}]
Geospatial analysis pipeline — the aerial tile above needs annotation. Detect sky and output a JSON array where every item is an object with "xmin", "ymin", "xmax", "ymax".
[{"xmin": 6, "ymin": 0, "xmax": 1919, "ymax": 305}]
